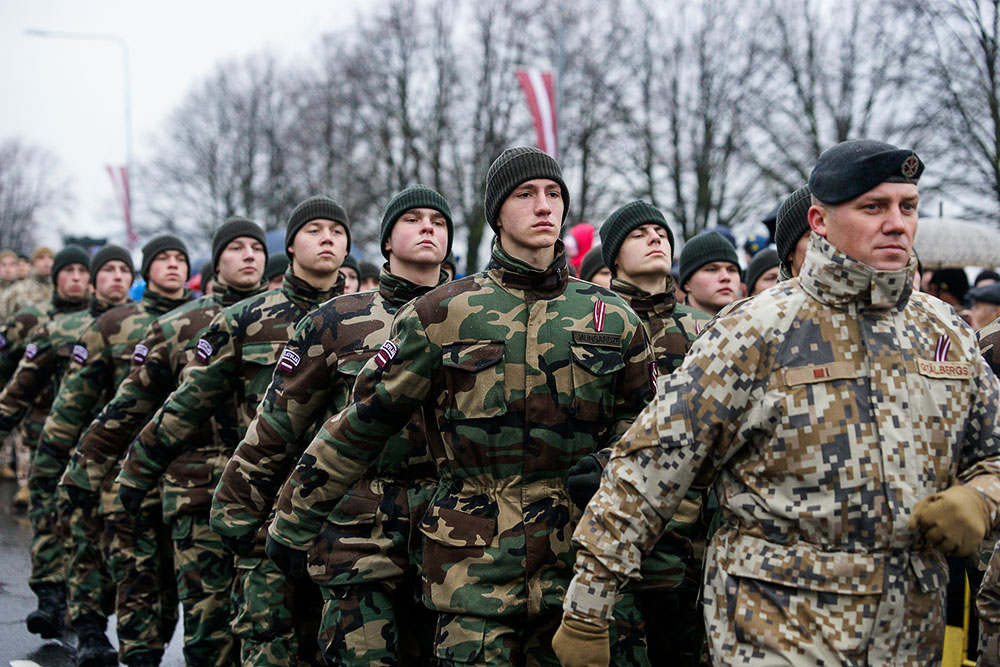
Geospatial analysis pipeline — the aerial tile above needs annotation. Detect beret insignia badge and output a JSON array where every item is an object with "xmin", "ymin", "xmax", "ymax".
[{"xmin": 901, "ymin": 154, "xmax": 920, "ymax": 179}]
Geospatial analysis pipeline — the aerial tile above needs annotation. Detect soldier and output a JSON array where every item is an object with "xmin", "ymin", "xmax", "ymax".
[
  {"xmin": 745, "ymin": 247, "xmax": 780, "ymax": 296},
  {"xmin": 553, "ymin": 139, "xmax": 1000, "ymax": 665},
  {"xmin": 265, "ymin": 253, "xmax": 289, "ymax": 290},
  {"xmin": 0, "ymin": 245, "xmax": 92, "ymax": 638},
  {"xmin": 578, "ymin": 245, "xmax": 611, "ymax": 288},
  {"xmin": 340, "ymin": 254, "xmax": 361, "ymax": 294},
  {"xmin": 774, "ymin": 184, "xmax": 812, "ymax": 280},
  {"xmin": 42, "ymin": 235, "xmax": 193, "ymax": 667},
  {"xmin": 266, "ymin": 147, "xmax": 654, "ymax": 665},
  {"xmin": 0, "ymin": 249, "xmax": 19, "ymax": 289},
  {"xmin": 116, "ymin": 196, "xmax": 348, "ymax": 666},
  {"xmin": 967, "ymin": 283, "xmax": 1000, "ymax": 332},
  {"xmin": 60, "ymin": 218, "xmax": 268, "ymax": 666},
  {"xmin": 359, "ymin": 261, "xmax": 380, "ymax": 291},
  {"xmin": 677, "ymin": 231, "xmax": 743, "ymax": 316},
  {"xmin": 210, "ymin": 185, "xmax": 452, "ymax": 665},
  {"xmin": 0, "ymin": 246, "xmax": 55, "ymax": 321}
]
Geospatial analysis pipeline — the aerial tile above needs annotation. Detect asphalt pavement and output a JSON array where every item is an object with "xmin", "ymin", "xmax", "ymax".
[{"xmin": 0, "ymin": 480, "xmax": 183, "ymax": 666}]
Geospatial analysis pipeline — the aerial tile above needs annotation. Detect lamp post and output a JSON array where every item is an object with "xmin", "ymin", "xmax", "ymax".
[{"xmin": 25, "ymin": 29, "xmax": 135, "ymax": 245}]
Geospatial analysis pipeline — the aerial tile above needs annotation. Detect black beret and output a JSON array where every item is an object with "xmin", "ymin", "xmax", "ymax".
[
  {"xmin": 975, "ymin": 269, "xmax": 1000, "ymax": 286},
  {"xmin": 809, "ymin": 139, "xmax": 923, "ymax": 205},
  {"xmin": 968, "ymin": 283, "xmax": 1000, "ymax": 306}
]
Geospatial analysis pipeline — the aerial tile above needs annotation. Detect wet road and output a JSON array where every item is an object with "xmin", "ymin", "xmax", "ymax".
[{"xmin": 0, "ymin": 480, "xmax": 183, "ymax": 666}]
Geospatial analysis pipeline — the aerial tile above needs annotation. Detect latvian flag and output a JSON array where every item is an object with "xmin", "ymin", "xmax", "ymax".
[
  {"xmin": 375, "ymin": 340, "xmax": 398, "ymax": 370},
  {"xmin": 935, "ymin": 335, "xmax": 951, "ymax": 362},
  {"xmin": 72, "ymin": 344, "xmax": 89, "ymax": 364},
  {"xmin": 132, "ymin": 343, "xmax": 148, "ymax": 365},
  {"xmin": 196, "ymin": 338, "xmax": 213, "ymax": 362},
  {"xmin": 594, "ymin": 299, "xmax": 606, "ymax": 332},
  {"xmin": 516, "ymin": 69, "xmax": 558, "ymax": 158},
  {"xmin": 278, "ymin": 349, "xmax": 300, "ymax": 374}
]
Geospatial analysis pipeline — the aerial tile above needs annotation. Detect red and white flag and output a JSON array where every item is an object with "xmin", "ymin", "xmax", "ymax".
[
  {"xmin": 106, "ymin": 165, "xmax": 138, "ymax": 248},
  {"xmin": 516, "ymin": 69, "xmax": 558, "ymax": 158}
]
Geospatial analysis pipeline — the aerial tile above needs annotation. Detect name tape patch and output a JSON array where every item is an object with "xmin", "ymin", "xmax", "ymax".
[
  {"xmin": 72, "ymin": 344, "xmax": 88, "ymax": 364},
  {"xmin": 917, "ymin": 359, "xmax": 971, "ymax": 379},
  {"xmin": 132, "ymin": 343, "xmax": 149, "ymax": 365},
  {"xmin": 278, "ymin": 349, "xmax": 300, "ymax": 373},
  {"xmin": 24, "ymin": 343, "xmax": 38, "ymax": 360},
  {"xmin": 196, "ymin": 338, "xmax": 213, "ymax": 362},
  {"xmin": 375, "ymin": 340, "xmax": 398, "ymax": 369},
  {"xmin": 571, "ymin": 331, "xmax": 622, "ymax": 347}
]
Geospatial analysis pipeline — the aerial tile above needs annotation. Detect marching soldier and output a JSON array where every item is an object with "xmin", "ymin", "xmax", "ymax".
[{"xmin": 267, "ymin": 147, "xmax": 653, "ymax": 665}]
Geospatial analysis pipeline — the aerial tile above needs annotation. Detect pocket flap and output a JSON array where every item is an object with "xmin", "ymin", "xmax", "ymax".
[
  {"xmin": 571, "ymin": 344, "xmax": 625, "ymax": 376},
  {"xmin": 241, "ymin": 340, "xmax": 284, "ymax": 366},
  {"xmin": 441, "ymin": 341, "xmax": 504, "ymax": 372},
  {"xmin": 419, "ymin": 502, "xmax": 497, "ymax": 548},
  {"xmin": 327, "ymin": 492, "xmax": 380, "ymax": 526},
  {"xmin": 337, "ymin": 349, "xmax": 376, "ymax": 378}
]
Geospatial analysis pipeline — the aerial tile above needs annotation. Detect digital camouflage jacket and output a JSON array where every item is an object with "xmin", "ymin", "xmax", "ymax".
[
  {"xmin": 564, "ymin": 234, "xmax": 1000, "ymax": 660},
  {"xmin": 63, "ymin": 279, "xmax": 265, "ymax": 520},
  {"xmin": 117, "ymin": 268, "xmax": 342, "ymax": 518},
  {"xmin": 269, "ymin": 241, "xmax": 653, "ymax": 619},
  {"xmin": 212, "ymin": 267, "xmax": 443, "ymax": 545},
  {"xmin": 0, "ymin": 272, "xmax": 53, "ymax": 323},
  {"xmin": 38, "ymin": 289, "xmax": 193, "ymax": 486}
]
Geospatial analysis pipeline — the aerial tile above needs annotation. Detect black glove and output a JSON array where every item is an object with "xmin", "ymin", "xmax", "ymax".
[
  {"xmin": 64, "ymin": 485, "xmax": 98, "ymax": 510},
  {"xmin": 220, "ymin": 533, "xmax": 257, "ymax": 557},
  {"xmin": 265, "ymin": 534, "xmax": 307, "ymax": 578},
  {"xmin": 568, "ymin": 455, "xmax": 604, "ymax": 510},
  {"xmin": 117, "ymin": 485, "xmax": 146, "ymax": 518}
]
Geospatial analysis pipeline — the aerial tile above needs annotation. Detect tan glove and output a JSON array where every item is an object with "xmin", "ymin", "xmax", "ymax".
[
  {"xmin": 909, "ymin": 484, "xmax": 992, "ymax": 557},
  {"xmin": 551, "ymin": 615, "xmax": 610, "ymax": 667}
]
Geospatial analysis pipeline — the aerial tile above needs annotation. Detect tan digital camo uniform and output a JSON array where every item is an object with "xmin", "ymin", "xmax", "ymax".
[
  {"xmin": 63, "ymin": 278, "xmax": 265, "ymax": 666},
  {"xmin": 0, "ymin": 270, "xmax": 52, "ymax": 322},
  {"xmin": 565, "ymin": 234, "xmax": 1000, "ymax": 665},
  {"xmin": 269, "ymin": 242, "xmax": 653, "ymax": 663},
  {"xmin": 119, "ymin": 267, "xmax": 342, "ymax": 666},
  {"xmin": 212, "ymin": 267, "xmax": 444, "ymax": 663},
  {"xmin": 44, "ymin": 289, "xmax": 192, "ymax": 663},
  {"xmin": 977, "ymin": 318, "xmax": 1000, "ymax": 663}
]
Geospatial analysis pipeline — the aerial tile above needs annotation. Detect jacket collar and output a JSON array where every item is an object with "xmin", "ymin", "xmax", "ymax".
[
  {"xmin": 799, "ymin": 234, "xmax": 915, "ymax": 311},
  {"xmin": 611, "ymin": 276, "xmax": 677, "ymax": 317},
  {"xmin": 379, "ymin": 264, "xmax": 446, "ymax": 307},
  {"xmin": 281, "ymin": 266, "xmax": 342, "ymax": 310},
  {"xmin": 487, "ymin": 239, "xmax": 568, "ymax": 298}
]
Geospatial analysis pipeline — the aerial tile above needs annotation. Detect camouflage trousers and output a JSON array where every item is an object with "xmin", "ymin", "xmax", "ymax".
[
  {"xmin": 705, "ymin": 541, "xmax": 946, "ymax": 665},
  {"xmin": 27, "ymin": 453, "xmax": 64, "ymax": 590},
  {"xmin": 232, "ymin": 554, "xmax": 324, "ymax": 666},
  {"xmin": 171, "ymin": 512, "xmax": 237, "ymax": 666},
  {"xmin": 105, "ymin": 487, "xmax": 180, "ymax": 663},
  {"xmin": 61, "ymin": 493, "xmax": 115, "ymax": 624}
]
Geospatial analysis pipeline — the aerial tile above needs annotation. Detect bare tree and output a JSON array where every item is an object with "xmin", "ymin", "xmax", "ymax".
[{"xmin": 0, "ymin": 139, "xmax": 70, "ymax": 252}]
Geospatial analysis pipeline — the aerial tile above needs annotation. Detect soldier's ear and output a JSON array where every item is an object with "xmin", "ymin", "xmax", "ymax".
[{"xmin": 808, "ymin": 205, "xmax": 829, "ymax": 238}]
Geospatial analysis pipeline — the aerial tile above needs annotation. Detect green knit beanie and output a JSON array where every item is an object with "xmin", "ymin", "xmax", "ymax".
[
  {"xmin": 380, "ymin": 185, "xmax": 453, "ymax": 259},
  {"xmin": 141, "ymin": 234, "xmax": 190, "ymax": 281},
  {"xmin": 285, "ymin": 195, "xmax": 351, "ymax": 254},
  {"xmin": 51, "ymin": 245, "xmax": 90, "ymax": 280},
  {"xmin": 341, "ymin": 254, "xmax": 360, "ymax": 276},
  {"xmin": 212, "ymin": 215, "xmax": 268, "ymax": 269},
  {"xmin": 775, "ymin": 185, "xmax": 813, "ymax": 273},
  {"xmin": 599, "ymin": 200, "xmax": 675, "ymax": 276},
  {"xmin": 264, "ymin": 253, "xmax": 289, "ymax": 282},
  {"xmin": 678, "ymin": 231, "xmax": 741, "ymax": 288},
  {"xmin": 745, "ymin": 247, "xmax": 779, "ymax": 294},
  {"xmin": 89, "ymin": 244, "xmax": 134, "ymax": 285},
  {"xmin": 484, "ymin": 147, "xmax": 569, "ymax": 233},
  {"xmin": 579, "ymin": 245, "xmax": 607, "ymax": 282}
]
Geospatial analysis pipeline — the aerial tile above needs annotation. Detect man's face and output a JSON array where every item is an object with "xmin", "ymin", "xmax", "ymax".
[
  {"xmin": 615, "ymin": 224, "xmax": 672, "ymax": 282},
  {"xmin": 288, "ymin": 219, "xmax": 348, "ymax": 277},
  {"xmin": 0, "ymin": 256, "xmax": 17, "ymax": 281},
  {"xmin": 55, "ymin": 263, "xmax": 89, "ymax": 300},
  {"xmin": 809, "ymin": 182, "xmax": 918, "ymax": 271},
  {"xmin": 16, "ymin": 258, "xmax": 29, "ymax": 279},
  {"xmin": 34, "ymin": 254, "xmax": 53, "ymax": 277},
  {"xmin": 386, "ymin": 208, "xmax": 449, "ymax": 269},
  {"xmin": 147, "ymin": 250, "xmax": 188, "ymax": 294},
  {"xmin": 216, "ymin": 237, "xmax": 266, "ymax": 290},
  {"xmin": 971, "ymin": 301, "xmax": 1000, "ymax": 331},
  {"xmin": 93, "ymin": 260, "xmax": 132, "ymax": 304},
  {"xmin": 684, "ymin": 262, "xmax": 741, "ymax": 314},
  {"xmin": 590, "ymin": 267, "xmax": 612, "ymax": 288},
  {"xmin": 751, "ymin": 266, "xmax": 780, "ymax": 296},
  {"xmin": 340, "ymin": 267, "xmax": 359, "ymax": 294},
  {"xmin": 497, "ymin": 179, "xmax": 563, "ymax": 255}
]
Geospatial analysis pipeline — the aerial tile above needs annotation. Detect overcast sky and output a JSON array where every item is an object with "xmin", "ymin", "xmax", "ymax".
[{"xmin": 1, "ymin": 0, "xmax": 368, "ymax": 248}]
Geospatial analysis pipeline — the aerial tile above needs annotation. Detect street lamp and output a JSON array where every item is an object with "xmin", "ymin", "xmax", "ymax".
[{"xmin": 25, "ymin": 28, "xmax": 135, "ymax": 246}]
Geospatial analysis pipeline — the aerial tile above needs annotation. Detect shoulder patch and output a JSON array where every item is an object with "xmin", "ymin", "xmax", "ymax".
[
  {"xmin": 24, "ymin": 343, "xmax": 38, "ymax": 360},
  {"xmin": 196, "ymin": 338, "xmax": 213, "ymax": 362},
  {"xmin": 0, "ymin": 333, "xmax": 7, "ymax": 349},
  {"xmin": 132, "ymin": 343, "xmax": 148, "ymax": 365},
  {"xmin": 374, "ymin": 339, "xmax": 398, "ymax": 369},
  {"xmin": 278, "ymin": 348, "xmax": 300, "ymax": 374},
  {"xmin": 72, "ymin": 344, "xmax": 88, "ymax": 364}
]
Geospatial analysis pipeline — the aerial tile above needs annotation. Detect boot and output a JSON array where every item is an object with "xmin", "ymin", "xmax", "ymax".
[
  {"xmin": 73, "ymin": 613, "xmax": 118, "ymax": 667},
  {"xmin": 26, "ymin": 582, "xmax": 66, "ymax": 638}
]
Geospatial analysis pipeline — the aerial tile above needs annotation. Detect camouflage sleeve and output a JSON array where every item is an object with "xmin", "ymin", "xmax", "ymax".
[
  {"xmin": 264, "ymin": 303, "xmax": 438, "ymax": 550},
  {"xmin": 0, "ymin": 328, "xmax": 57, "ymax": 438},
  {"xmin": 212, "ymin": 314, "xmax": 335, "ymax": 540},
  {"xmin": 0, "ymin": 309, "xmax": 42, "ymax": 383},
  {"xmin": 564, "ymin": 313, "xmax": 767, "ymax": 621},
  {"xmin": 62, "ymin": 322, "xmax": 172, "ymax": 493},
  {"xmin": 118, "ymin": 313, "xmax": 238, "ymax": 492},
  {"xmin": 955, "ymin": 350, "xmax": 1000, "ymax": 521},
  {"xmin": 37, "ymin": 327, "xmax": 111, "ymax": 481}
]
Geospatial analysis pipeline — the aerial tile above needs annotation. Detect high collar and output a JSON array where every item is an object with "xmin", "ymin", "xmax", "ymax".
[
  {"xmin": 51, "ymin": 292, "xmax": 88, "ymax": 315},
  {"xmin": 90, "ymin": 295, "xmax": 124, "ymax": 317},
  {"xmin": 281, "ymin": 266, "xmax": 342, "ymax": 310},
  {"xmin": 611, "ymin": 276, "xmax": 678, "ymax": 318},
  {"xmin": 211, "ymin": 277, "xmax": 267, "ymax": 307},
  {"xmin": 143, "ymin": 287, "xmax": 194, "ymax": 315},
  {"xmin": 799, "ymin": 234, "xmax": 915, "ymax": 311},
  {"xmin": 487, "ymin": 239, "xmax": 569, "ymax": 298},
  {"xmin": 379, "ymin": 264, "xmax": 446, "ymax": 307},
  {"xmin": 32, "ymin": 271, "xmax": 51, "ymax": 286}
]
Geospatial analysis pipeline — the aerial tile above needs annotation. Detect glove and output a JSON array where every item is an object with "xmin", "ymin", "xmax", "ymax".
[
  {"xmin": 568, "ymin": 455, "xmax": 604, "ymax": 510},
  {"xmin": 265, "ymin": 534, "xmax": 307, "ymax": 579},
  {"xmin": 117, "ymin": 485, "xmax": 146, "ymax": 519},
  {"xmin": 220, "ymin": 533, "xmax": 257, "ymax": 557},
  {"xmin": 909, "ymin": 484, "xmax": 992, "ymax": 557},
  {"xmin": 551, "ymin": 615, "xmax": 610, "ymax": 667},
  {"xmin": 64, "ymin": 485, "xmax": 99, "ymax": 510}
]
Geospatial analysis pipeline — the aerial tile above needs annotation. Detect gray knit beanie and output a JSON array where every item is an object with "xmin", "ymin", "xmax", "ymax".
[
  {"xmin": 678, "ymin": 231, "xmax": 741, "ymax": 288},
  {"xmin": 599, "ymin": 201, "xmax": 674, "ymax": 275},
  {"xmin": 264, "ymin": 253, "xmax": 289, "ymax": 282},
  {"xmin": 745, "ymin": 247, "xmax": 780, "ymax": 294},
  {"xmin": 579, "ymin": 245, "xmax": 607, "ymax": 282},
  {"xmin": 484, "ymin": 147, "xmax": 569, "ymax": 233},
  {"xmin": 775, "ymin": 185, "xmax": 813, "ymax": 273},
  {"xmin": 285, "ymin": 196, "xmax": 350, "ymax": 254},
  {"xmin": 89, "ymin": 244, "xmax": 133, "ymax": 285},
  {"xmin": 212, "ymin": 216, "xmax": 268, "ymax": 269},
  {"xmin": 380, "ymin": 185, "xmax": 453, "ymax": 259}
]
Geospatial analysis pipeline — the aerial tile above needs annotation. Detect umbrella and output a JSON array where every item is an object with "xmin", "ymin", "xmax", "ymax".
[{"xmin": 913, "ymin": 217, "xmax": 1000, "ymax": 270}]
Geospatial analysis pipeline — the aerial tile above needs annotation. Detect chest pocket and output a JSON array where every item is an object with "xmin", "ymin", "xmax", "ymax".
[
  {"xmin": 569, "ymin": 343, "xmax": 624, "ymax": 423},
  {"xmin": 440, "ymin": 341, "xmax": 506, "ymax": 420},
  {"xmin": 332, "ymin": 349, "xmax": 376, "ymax": 415},
  {"xmin": 240, "ymin": 340, "xmax": 285, "ymax": 403}
]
